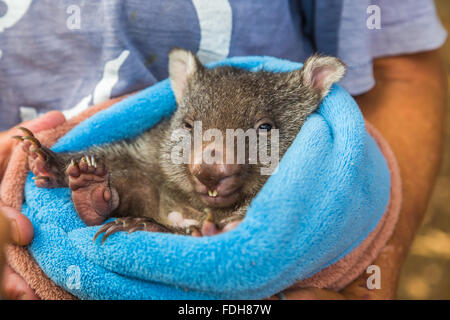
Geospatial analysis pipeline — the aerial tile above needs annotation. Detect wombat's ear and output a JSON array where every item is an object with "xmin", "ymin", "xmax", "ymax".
[
  {"xmin": 300, "ymin": 54, "xmax": 346, "ymax": 99},
  {"xmin": 169, "ymin": 48, "xmax": 203, "ymax": 103}
]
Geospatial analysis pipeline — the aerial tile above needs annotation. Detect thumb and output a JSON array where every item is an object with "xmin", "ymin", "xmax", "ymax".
[{"xmin": 20, "ymin": 111, "xmax": 66, "ymax": 133}]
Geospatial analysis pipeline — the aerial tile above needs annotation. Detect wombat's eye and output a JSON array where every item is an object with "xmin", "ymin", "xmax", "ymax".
[
  {"xmin": 183, "ymin": 119, "xmax": 194, "ymax": 131},
  {"xmin": 255, "ymin": 118, "xmax": 275, "ymax": 133},
  {"xmin": 258, "ymin": 123, "xmax": 272, "ymax": 131}
]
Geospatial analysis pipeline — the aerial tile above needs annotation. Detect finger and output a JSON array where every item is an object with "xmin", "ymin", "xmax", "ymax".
[
  {"xmin": 2, "ymin": 265, "xmax": 39, "ymax": 300},
  {"xmin": 0, "ymin": 206, "xmax": 34, "ymax": 246},
  {"xmin": 21, "ymin": 111, "xmax": 65, "ymax": 133}
]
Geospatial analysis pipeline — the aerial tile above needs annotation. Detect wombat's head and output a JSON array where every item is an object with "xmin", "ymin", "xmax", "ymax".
[{"xmin": 160, "ymin": 49, "xmax": 346, "ymax": 209}]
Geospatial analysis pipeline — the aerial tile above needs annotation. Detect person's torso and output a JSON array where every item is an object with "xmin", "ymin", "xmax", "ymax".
[{"xmin": 0, "ymin": 0, "xmax": 313, "ymax": 129}]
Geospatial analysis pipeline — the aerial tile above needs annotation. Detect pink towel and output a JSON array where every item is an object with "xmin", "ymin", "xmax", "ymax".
[{"xmin": 0, "ymin": 95, "xmax": 401, "ymax": 299}]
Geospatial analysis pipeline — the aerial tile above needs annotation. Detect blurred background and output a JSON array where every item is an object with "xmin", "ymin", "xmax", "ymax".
[{"xmin": 397, "ymin": 0, "xmax": 450, "ymax": 300}]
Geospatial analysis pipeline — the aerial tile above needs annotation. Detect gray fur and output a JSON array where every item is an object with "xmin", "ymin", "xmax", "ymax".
[{"xmin": 44, "ymin": 49, "xmax": 346, "ymax": 232}]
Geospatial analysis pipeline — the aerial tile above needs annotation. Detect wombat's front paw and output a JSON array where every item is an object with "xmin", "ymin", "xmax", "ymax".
[
  {"xmin": 67, "ymin": 156, "xmax": 119, "ymax": 226},
  {"xmin": 12, "ymin": 127, "xmax": 64, "ymax": 188},
  {"xmin": 93, "ymin": 217, "xmax": 170, "ymax": 243}
]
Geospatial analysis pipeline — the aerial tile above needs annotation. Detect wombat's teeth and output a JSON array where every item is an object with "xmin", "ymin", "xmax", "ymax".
[
  {"xmin": 85, "ymin": 155, "xmax": 92, "ymax": 166},
  {"xmin": 208, "ymin": 190, "xmax": 218, "ymax": 197}
]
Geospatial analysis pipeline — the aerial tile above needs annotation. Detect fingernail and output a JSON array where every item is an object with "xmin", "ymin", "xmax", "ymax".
[{"xmin": 10, "ymin": 219, "xmax": 21, "ymax": 244}]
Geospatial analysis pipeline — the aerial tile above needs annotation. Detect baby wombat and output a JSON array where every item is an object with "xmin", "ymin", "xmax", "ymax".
[{"xmin": 15, "ymin": 49, "xmax": 345, "ymax": 241}]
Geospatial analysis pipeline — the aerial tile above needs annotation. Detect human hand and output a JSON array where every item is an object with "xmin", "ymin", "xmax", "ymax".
[
  {"xmin": 0, "ymin": 205, "xmax": 38, "ymax": 300},
  {"xmin": 0, "ymin": 111, "xmax": 66, "ymax": 181},
  {"xmin": 269, "ymin": 263, "xmax": 395, "ymax": 300},
  {"xmin": 270, "ymin": 50, "xmax": 447, "ymax": 301},
  {"xmin": 0, "ymin": 111, "xmax": 65, "ymax": 300}
]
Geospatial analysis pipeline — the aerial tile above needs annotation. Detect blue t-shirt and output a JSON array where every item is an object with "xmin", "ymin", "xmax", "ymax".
[{"xmin": 0, "ymin": 0, "xmax": 446, "ymax": 130}]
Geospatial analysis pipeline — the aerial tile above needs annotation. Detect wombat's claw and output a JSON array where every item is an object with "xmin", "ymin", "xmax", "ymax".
[
  {"xmin": 12, "ymin": 127, "xmax": 45, "ymax": 160},
  {"xmin": 12, "ymin": 135, "xmax": 39, "ymax": 147},
  {"xmin": 22, "ymin": 136, "xmax": 42, "ymax": 148},
  {"xmin": 204, "ymin": 211, "xmax": 214, "ymax": 222},
  {"xmin": 75, "ymin": 156, "xmax": 101, "ymax": 173},
  {"xmin": 12, "ymin": 127, "xmax": 64, "ymax": 188},
  {"xmin": 93, "ymin": 217, "xmax": 169, "ymax": 244},
  {"xmin": 93, "ymin": 220, "xmax": 123, "ymax": 244},
  {"xmin": 32, "ymin": 175, "xmax": 50, "ymax": 181},
  {"xmin": 11, "ymin": 135, "xmax": 24, "ymax": 141},
  {"xmin": 17, "ymin": 126, "xmax": 35, "ymax": 137},
  {"xmin": 30, "ymin": 148, "xmax": 46, "ymax": 161},
  {"xmin": 13, "ymin": 127, "xmax": 41, "ymax": 148}
]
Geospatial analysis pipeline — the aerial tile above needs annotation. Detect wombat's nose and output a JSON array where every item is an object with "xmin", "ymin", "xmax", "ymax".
[{"xmin": 192, "ymin": 163, "xmax": 241, "ymax": 190}]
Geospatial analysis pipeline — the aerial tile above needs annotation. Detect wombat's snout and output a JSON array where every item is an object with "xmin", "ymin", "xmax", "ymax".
[{"xmin": 188, "ymin": 143, "xmax": 244, "ymax": 208}]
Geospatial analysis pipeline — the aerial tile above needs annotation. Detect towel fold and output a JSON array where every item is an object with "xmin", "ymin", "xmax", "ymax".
[{"xmin": 1, "ymin": 56, "xmax": 401, "ymax": 300}]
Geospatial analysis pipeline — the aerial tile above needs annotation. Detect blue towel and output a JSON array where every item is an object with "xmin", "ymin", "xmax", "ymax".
[{"xmin": 23, "ymin": 56, "xmax": 391, "ymax": 299}]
